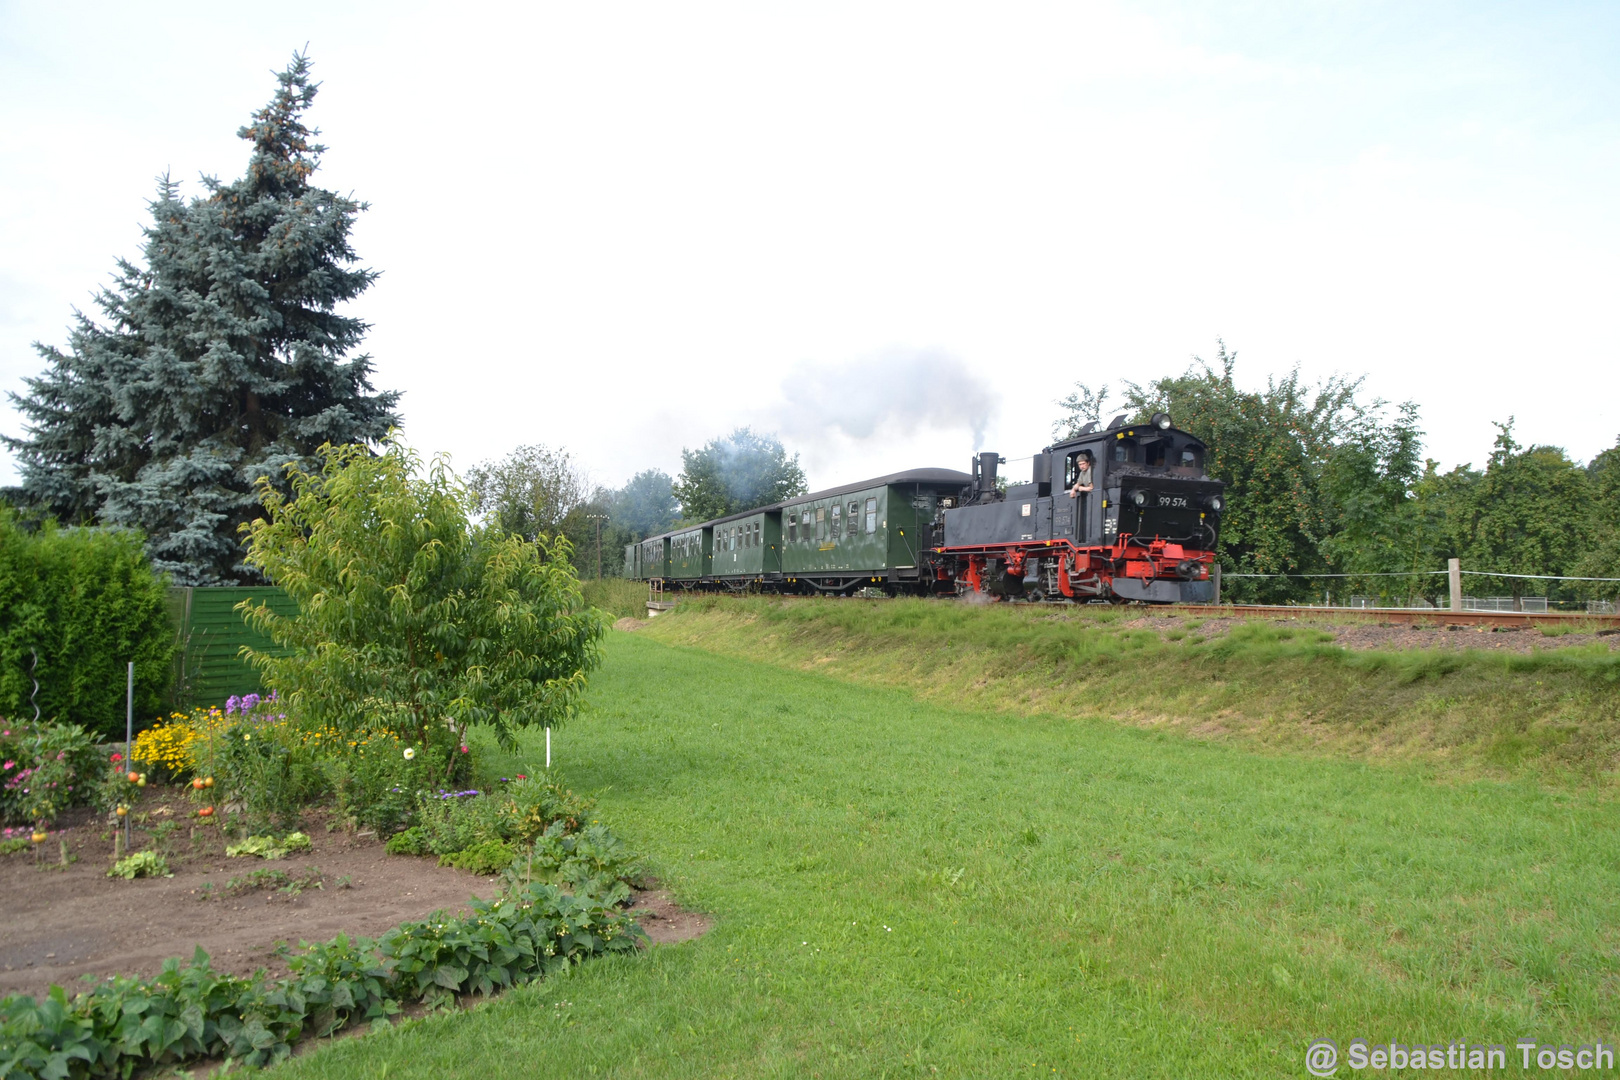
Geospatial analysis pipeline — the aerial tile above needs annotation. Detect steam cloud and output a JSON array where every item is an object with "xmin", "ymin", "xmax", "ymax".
[{"xmin": 772, "ymin": 347, "xmax": 1000, "ymax": 451}]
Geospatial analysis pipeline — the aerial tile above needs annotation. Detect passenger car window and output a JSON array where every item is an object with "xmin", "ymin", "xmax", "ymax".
[
  {"xmin": 848, "ymin": 502, "xmax": 859, "ymax": 533},
  {"xmin": 830, "ymin": 504, "xmax": 842, "ymax": 540},
  {"xmin": 788, "ymin": 514, "xmax": 798, "ymax": 542},
  {"xmin": 864, "ymin": 497, "xmax": 877, "ymax": 533}
]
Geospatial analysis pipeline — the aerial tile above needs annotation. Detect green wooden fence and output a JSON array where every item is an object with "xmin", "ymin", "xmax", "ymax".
[{"xmin": 167, "ymin": 586, "xmax": 296, "ymax": 707}]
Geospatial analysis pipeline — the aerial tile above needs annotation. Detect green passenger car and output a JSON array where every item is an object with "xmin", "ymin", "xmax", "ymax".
[
  {"xmin": 667, "ymin": 526, "xmax": 710, "ymax": 580},
  {"xmin": 623, "ymin": 543, "xmax": 639, "ymax": 579},
  {"xmin": 709, "ymin": 512, "xmax": 782, "ymax": 578},
  {"xmin": 780, "ymin": 485, "xmax": 891, "ymax": 575},
  {"xmin": 778, "ymin": 470, "xmax": 970, "ymax": 578},
  {"xmin": 640, "ymin": 536, "xmax": 669, "ymax": 580}
]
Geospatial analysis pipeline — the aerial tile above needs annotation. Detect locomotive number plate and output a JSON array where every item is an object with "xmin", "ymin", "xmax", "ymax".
[{"xmin": 1157, "ymin": 495, "xmax": 1189, "ymax": 508}]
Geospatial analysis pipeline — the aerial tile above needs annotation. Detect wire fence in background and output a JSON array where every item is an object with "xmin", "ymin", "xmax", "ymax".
[{"xmin": 1214, "ymin": 565, "xmax": 1620, "ymax": 614}]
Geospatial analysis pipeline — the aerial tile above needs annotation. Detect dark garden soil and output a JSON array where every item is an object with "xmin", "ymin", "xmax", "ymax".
[
  {"xmin": 1, "ymin": 790, "xmax": 710, "ymax": 1001},
  {"xmin": 629, "ymin": 886, "xmax": 713, "ymax": 945}
]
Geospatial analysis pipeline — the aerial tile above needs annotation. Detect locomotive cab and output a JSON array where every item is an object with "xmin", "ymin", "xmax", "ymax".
[{"xmin": 1053, "ymin": 416, "xmax": 1221, "ymax": 552}]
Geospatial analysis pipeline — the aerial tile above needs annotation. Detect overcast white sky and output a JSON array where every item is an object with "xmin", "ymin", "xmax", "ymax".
[{"xmin": 3, "ymin": 1, "xmax": 1617, "ymax": 493}]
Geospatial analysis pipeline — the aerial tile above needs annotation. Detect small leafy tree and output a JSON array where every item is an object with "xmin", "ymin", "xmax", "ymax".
[
  {"xmin": 673, "ymin": 428, "xmax": 806, "ymax": 522},
  {"xmin": 1573, "ymin": 439, "xmax": 1620, "ymax": 601},
  {"xmin": 1051, "ymin": 382, "xmax": 1115, "ymax": 440},
  {"xmin": 612, "ymin": 469, "xmax": 678, "ymax": 538},
  {"xmin": 466, "ymin": 444, "xmax": 588, "ymax": 541},
  {"xmin": 1398, "ymin": 460, "xmax": 1482, "ymax": 606},
  {"xmin": 1453, "ymin": 421, "xmax": 1593, "ymax": 607},
  {"xmin": 238, "ymin": 440, "xmax": 604, "ymax": 757}
]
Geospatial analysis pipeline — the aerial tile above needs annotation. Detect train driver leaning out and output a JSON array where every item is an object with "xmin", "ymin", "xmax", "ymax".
[{"xmin": 1066, "ymin": 451, "xmax": 1095, "ymax": 498}]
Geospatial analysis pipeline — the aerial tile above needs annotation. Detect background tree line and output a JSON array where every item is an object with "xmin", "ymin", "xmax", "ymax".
[
  {"xmin": 466, "ymin": 427, "xmax": 806, "ymax": 580},
  {"xmin": 1056, "ymin": 342, "xmax": 1620, "ymax": 606}
]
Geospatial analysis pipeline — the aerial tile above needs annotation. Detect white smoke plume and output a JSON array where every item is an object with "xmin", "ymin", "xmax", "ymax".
[{"xmin": 772, "ymin": 347, "xmax": 1000, "ymax": 451}]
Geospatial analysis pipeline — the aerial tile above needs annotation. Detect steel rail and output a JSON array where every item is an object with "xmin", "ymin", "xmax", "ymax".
[{"xmin": 1166, "ymin": 604, "xmax": 1620, "ymax": 630}]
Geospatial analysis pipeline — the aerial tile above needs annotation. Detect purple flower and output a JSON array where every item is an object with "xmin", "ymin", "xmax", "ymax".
[
  {"xmin": 3, "ymin": 761, "xmax": 13, "ymax": 771},
  {"xmin": 242, "ymin": 693, "xmax": 261, "ymax": 712},
  {"xmin": 226, "ymin": 696, "xmax": 242, "ymax": 714}
]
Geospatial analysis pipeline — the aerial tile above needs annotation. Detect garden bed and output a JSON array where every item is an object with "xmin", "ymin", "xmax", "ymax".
[
  {"xmin": 0, "ymin": 788, "xmax": 498, "ymax": 1000},
  {"xmin": 1, "ymin": 788, "xmax": 710, "ymax": 1004}
]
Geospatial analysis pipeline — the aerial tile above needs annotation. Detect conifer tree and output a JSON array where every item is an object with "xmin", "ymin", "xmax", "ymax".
[{"xmin": 5, "ymin": 53, "xmax": 399, "ymax": 584}]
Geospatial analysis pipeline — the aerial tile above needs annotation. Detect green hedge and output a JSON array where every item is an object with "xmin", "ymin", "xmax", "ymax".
[{"xmin": 0, "ymin": 510, "xmax": 174, "ymax": 740}]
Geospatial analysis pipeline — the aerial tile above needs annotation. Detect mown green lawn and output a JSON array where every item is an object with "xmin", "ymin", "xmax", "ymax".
[{"xmin": 281, "ymin": 630, "xmax": 1620, "ymax": 1078}]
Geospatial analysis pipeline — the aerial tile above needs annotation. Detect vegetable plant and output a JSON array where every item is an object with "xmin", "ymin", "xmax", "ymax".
[
  {"xmin": 0, "ymin": 875, "xmax": 645, "ymax": 1078},
  {"xmin": 108, "ymin": 851, "xmax": 170, "ymax": 879}
]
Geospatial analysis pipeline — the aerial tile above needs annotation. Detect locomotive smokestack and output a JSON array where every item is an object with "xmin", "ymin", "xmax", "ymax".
[{"xmin": 977, "ymin": 451, "xmax": 1000, "ymax": 498}]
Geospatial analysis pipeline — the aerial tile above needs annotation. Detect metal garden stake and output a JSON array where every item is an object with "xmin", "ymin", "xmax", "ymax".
[{"xmin": 125, "ymin": 662, "xmax": 133, "ymax": 849}]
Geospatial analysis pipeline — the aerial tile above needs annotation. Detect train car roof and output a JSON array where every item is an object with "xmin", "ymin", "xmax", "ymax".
[
  {"xmin": 627, "ymin": 469, "xmax": 976, "ymax": 542},
  {"xmin": 778, "ymin": 468, "xmax": 974, "ymax": 510},
  {"xmin": 670, "ymin": 468, "xmax": 976, "ymax": 532}
]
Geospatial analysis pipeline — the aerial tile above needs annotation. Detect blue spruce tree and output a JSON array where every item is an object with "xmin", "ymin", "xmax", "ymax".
[{"xmin": 5, "ymin": 53, "xmax": 400, "ymax": 584}]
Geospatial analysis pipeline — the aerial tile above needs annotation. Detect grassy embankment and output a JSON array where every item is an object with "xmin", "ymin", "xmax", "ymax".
[
  {"xmin": 279, "ymin": 612, "xmax": 1620, "ymax": 1078},
  {"xmin": 641, "ymin": 596, "xmax": 1620, "ymax": 788}
]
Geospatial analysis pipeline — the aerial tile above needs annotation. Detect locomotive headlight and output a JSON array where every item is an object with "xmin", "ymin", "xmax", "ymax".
[
  {"xmin": 1152, "ymin": 412, "xmax": 1172, "ymax": 430},
  {"xmin": 1205, "ymin": 495, "xmax": 1223, "ymax": 512},
  {"xmin": 1129, "ymin": 489, "xmax": 1148, "ymax": 508}
]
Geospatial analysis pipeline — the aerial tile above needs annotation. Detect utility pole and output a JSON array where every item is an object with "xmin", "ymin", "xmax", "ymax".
[{"xmin": 586, "ymin": 513, "xmax": 609, "ymax": 580}]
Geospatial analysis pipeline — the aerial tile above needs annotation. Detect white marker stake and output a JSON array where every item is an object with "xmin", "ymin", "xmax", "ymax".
[{"xmin": 546, "ymin": 727, "xmax": 551, "ymax": 769}]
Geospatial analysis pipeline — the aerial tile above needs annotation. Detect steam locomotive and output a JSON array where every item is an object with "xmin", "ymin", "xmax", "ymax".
[{"xmin": 625, "ymin": 412, "xmax": 1223, "ymax": 603}]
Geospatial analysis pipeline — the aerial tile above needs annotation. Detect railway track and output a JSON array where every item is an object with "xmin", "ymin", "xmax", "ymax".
[{"xmin": 1167, "ymin": 603, "xmax": 1620, "ymax": 631}]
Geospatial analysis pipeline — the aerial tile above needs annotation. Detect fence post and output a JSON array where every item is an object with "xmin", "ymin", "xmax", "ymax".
[
  {"xmin": 1211, "ymin": 563, "xmax": 1222, "ymax": 605},
  {"xmin": 1448, "ymin": 558, "xmax": 1462, "ymax": 611}
]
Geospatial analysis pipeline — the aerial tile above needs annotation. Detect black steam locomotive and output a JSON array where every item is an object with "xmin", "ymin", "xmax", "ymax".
[
  {"xmin": 628, "ymin": 412, "xmax": 1223, "ymax": 603},
  {"xmin": 926, "ymin": 412, "xmax": 1223, "ymax": 602}
]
